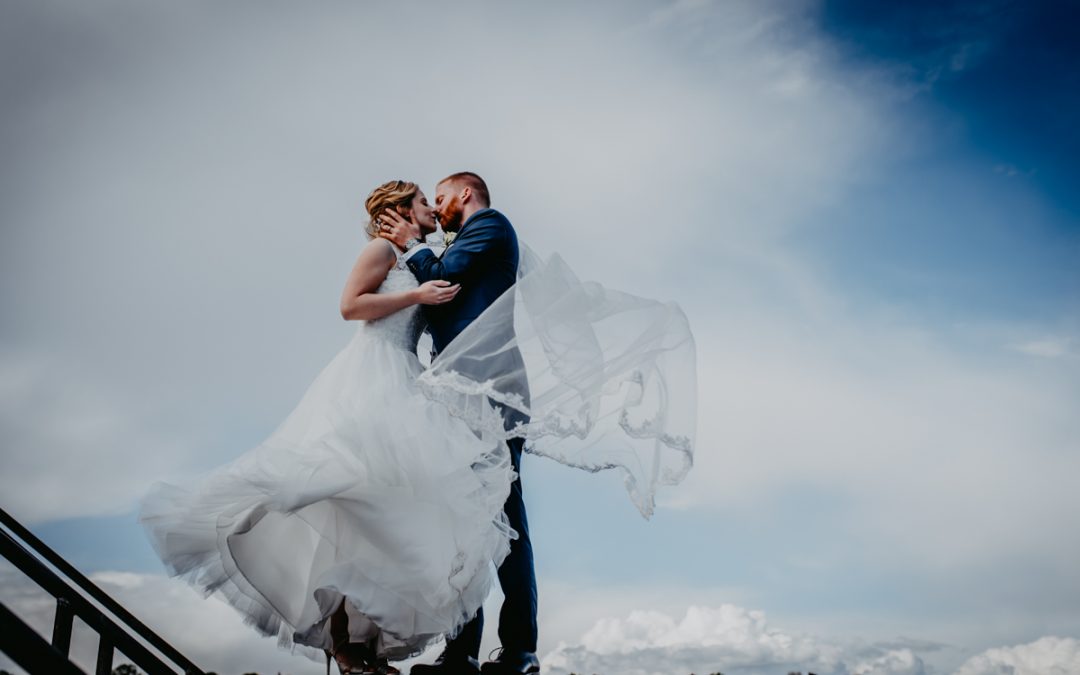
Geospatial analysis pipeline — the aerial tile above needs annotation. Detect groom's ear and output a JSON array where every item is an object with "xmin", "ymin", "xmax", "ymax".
[{"xmin": 460, "ymin": 186, "xmax": 472, "ymax": 204}]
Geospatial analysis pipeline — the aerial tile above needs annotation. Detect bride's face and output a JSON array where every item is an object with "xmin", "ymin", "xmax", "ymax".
[{"xmin": 409, "ymin": 190, "xmax": 437, "ymax": 235}]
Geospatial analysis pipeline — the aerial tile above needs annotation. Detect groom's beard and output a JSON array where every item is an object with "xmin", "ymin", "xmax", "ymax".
[
  {"xmin": 438, "ymin": 214, "xmax": 463, "ymax": 232},
  {"xmin": 437, "ymin": 199, "xmax": 464, "ymax": 232}
]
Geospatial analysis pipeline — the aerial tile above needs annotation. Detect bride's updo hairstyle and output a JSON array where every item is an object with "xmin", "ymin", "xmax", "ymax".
[{"xmin": 364, "ymin": 180, "xmax": 419, "ymax": 239}]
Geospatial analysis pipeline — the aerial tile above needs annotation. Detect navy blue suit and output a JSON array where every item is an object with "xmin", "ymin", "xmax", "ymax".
[
  {"xmin": 406, "ymin": 208, "xmax": 538, "ymax": 656},
  {"xmin": 407, "ymin": 208, "xmax": 519, "ymax": 353}
]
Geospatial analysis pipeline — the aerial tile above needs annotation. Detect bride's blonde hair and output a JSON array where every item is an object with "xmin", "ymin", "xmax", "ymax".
[{"xmin": 364, "ymin": 180, "xmax": 419, "ymax": 239}]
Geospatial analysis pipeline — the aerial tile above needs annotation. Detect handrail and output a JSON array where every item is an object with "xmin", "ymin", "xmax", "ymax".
[
  {"xmin": 0, "ymin": 600, "xmax": 87, "ymax": 675},
  {"xmin": 0, "ymin": 506, "xmax": 205, "ymax": 675}
]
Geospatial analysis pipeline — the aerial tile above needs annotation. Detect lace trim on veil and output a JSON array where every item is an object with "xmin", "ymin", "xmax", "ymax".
[
  {"xmin": 416, "ymin": 246, "xmax": 697, "ymax": 519},
  {"xmin": 417, "ymin": 368, "xmax": 693, "ymax": 519}
]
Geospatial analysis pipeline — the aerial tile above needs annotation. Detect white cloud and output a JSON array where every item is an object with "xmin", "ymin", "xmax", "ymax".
[
  {"xmin": 541, "ymin": 604, "xmax": 936, "ymax": 675},
  {"xmin": 542, "ymin": 605, "xmax": 1080, "ymax": 675},
  {"xmin": 3, "ymin": 566, "xmax": 1076, "ymax": 675},
  {"xmin": 953, "ymin": 636, "xmax": 1080, "ymax": 675},
  {"xmin": 666, "ymin": 269, "xmax": 1080, "ymax": 599},
  {"xmin": 851, "ymin": 649, "xmax": 928, "ymax": 675},
  {"xmin": 1011, "ymin": 335, "xmax": 1075, "ymax": 359},
  {"xmin": 0, "ymin": 0, "xmax": 897, "ymax": 520},
  {"xmin": 580, "ymin": 604, "xmax": 841, "ymax": 668},
  {"xmin": 0, "ymin": 349, "xmax": 194, "ymax": 523}
]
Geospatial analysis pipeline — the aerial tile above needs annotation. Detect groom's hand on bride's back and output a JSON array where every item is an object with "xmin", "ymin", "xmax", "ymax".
[{"xmin": 377, "ymin": 209, "xmax": 421, "ymax": 249}]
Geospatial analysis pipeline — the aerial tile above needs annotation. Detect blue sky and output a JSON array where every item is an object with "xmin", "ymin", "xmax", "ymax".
[
  {"xmin": 821, "ymin": 0, "xmax": 1080, "ymax": 210},
  {"xmin": 1, "ymin": 2, "xmax": 1078, "ymax": 674},
  {"xmin": 809, "ymin": 0, "xmax": 1080, "ymax": 321}
]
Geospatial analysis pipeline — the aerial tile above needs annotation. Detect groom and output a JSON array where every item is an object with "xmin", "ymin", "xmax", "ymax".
[{"xmin": 379, "ymin": 172, "xmax": 540, "ymax": 675}]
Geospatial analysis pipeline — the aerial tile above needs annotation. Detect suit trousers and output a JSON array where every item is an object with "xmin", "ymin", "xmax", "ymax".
[{"xmin": 446, "ymin": 435, "xmax": 538, "ymax": 657}]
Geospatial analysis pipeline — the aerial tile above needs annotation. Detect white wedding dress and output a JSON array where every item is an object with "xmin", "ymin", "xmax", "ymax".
[
  {"xmin": 140, "ymin": 239, "xmax": 698, "ymax": 664},
  {"xmin": 140, "ymin": 249, "xmax": 516, "ymax": 661}
]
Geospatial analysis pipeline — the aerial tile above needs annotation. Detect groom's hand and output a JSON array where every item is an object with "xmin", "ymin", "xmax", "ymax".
[{"xmin": 377, "ymin": 210, "xmax": 421, "ymax": 249}]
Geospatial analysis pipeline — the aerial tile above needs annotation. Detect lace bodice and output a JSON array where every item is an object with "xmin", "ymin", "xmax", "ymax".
[{"xmin": 361, "ymin": 252, "xmax": 426, "ymax": 353}]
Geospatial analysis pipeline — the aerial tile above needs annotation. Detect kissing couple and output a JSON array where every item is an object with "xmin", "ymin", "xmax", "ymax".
[{"xmin": 140, "ymin": 172, "xmax": 697, "ymax": 675}]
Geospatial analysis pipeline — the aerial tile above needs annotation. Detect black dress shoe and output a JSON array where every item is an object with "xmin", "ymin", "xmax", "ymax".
[
  {"xmin": 410, "ymin": 649, "xmax": 480, "ymax": 675},
  {"xmin": 480, "ymin": 650, "xmax": 540, "ymax": 674}
]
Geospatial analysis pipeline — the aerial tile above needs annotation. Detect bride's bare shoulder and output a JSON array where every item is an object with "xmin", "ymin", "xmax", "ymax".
[
  {"xmin": 358, "ymin": 237, "xmax": 399, "ymax": 263},
  {"xmin": 367, "ymin": 236, "xmax": 398, "ymax": 253}
]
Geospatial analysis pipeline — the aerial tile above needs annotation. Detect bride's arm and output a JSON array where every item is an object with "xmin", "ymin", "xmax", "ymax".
[{"xmin": 340, "ymin": 239, "xmax": 460, "ymax": 321}]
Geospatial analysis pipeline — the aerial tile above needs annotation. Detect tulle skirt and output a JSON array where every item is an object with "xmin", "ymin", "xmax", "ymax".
[{"xmin": 139, "ymin": 326, "xmax": 515, "ymax": 661}]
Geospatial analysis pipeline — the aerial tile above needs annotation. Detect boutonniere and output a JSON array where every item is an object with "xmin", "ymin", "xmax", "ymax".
[{"xmin": 443, "ymin": 231, "xmax": 457, "ymax": 246}]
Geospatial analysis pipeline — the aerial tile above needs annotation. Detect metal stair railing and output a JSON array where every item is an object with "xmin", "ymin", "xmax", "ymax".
[
  {"xmin": 1, "ymin": 599, "xmax": 87, "ymax": 675},
  {"xmin": 0, "ymin": 506, "xmax": 205, "ymax": 675}
]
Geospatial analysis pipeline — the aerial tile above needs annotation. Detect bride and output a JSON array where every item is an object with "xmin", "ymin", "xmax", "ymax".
[
  {"xmin": 141, "ymin": 180, "xmax": 518, "ymax": 675},
  {"xmin": 140, "ymin": 177, "xmax": 697, "ymax": 675}
]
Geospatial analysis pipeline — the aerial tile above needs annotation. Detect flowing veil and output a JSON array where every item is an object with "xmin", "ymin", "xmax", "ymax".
[{"xmin": 418, "ymin": 244, "xmax": 696, "ymax": 518}]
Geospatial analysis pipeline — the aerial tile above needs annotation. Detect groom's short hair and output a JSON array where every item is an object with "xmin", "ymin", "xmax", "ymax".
[{"xmin": 439, "ymin": 171, "xmax": 490, "ymax": 207}]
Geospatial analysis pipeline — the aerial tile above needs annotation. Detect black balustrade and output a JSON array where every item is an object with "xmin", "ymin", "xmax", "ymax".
[{"xmin": 0, "ymin": 506, "xmax": 205, "ymax": 675}]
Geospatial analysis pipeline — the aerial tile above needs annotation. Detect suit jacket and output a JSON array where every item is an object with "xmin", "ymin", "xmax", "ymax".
[{"xmin": 406, "ymin": 208, "xmax": 520, "ymax": 354}]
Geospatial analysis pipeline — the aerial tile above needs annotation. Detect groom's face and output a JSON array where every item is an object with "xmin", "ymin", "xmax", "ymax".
[{"xmin": 434, "ymin": 182, "xmax": 465, "ymax": 232}]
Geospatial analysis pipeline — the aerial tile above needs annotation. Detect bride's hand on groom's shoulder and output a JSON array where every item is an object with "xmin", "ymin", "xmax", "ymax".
[{"xmin": 377, "ymin": 209, "xmax": 421, "ymax": 248}]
